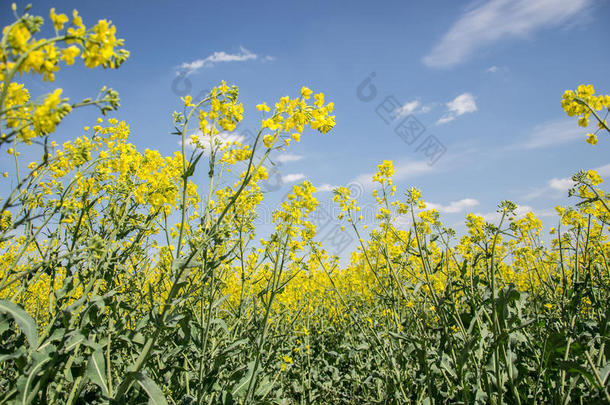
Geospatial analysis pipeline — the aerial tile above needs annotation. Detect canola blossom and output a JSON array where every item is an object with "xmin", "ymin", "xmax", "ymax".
[{"xmin": 0, "ymin": 5, "xmax": 610, "ymax": 404}]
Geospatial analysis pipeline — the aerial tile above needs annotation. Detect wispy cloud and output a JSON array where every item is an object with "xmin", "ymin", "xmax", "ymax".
[
  {"xmin": 178, "ymin": 46, "xmax": 271, "ymax": 75},
  {"xmin": 524, "ymin": 163, "xmax": 610, "ymax": 200},
  {"xmin": 594, "ymin": 163, "xmax": 610, "ymax": 177},
  {"xmin": 393, "ymin": 214, "xmax": 414, "ymax": 229},
  {"xmin": 396, "ymin": 100, "xmax": 420, "ymax": 116},
  {"xmin": 437, "ymin": 93, "xmax": 477, "ymax": 125},
  {"xmin": 476, "ymin": 204, "xmax": 555, "ymax": 223},
  {"xmin": 316, "ymin": 183, "xmax": 338, "ymax": 192},
  {"xmin": 276, "ymin": 153, "xmax": 304, "ymax": 163},
  {"xmin": 182, "ymin": 132, "xmax": 245, "ymax": 152},
  {"xmin": 549, "ymin": 177, "xmax": 574, "ymax": 192},
  {"xmin": 353, "ymin": 160, "xmax": 435, "ymax": 190},
  {"xmin": 524, "ymin": 176, "xmax": 573, "ymax": 200},
  {"xmin": 427, "ymin": 198, "xmax": 480, "ymax": 214},
  {"xmin": 514, "ymin": 119, "xmax": 583, "ymax": 150},
  {"xmin": 548, "ymin": 163, "xmax": 610, "ymax": 188},
  {"xmin": 395, "ymin": 100, "xmax": 434, "ymax": 117},
  {"xmin": 422, "ymin": 0, "xmax": 591, "ymax": 68},
  {"xmin": 486, "ymin": 65, "xmax": 499, "ymax": 73},
  {"xmin": 282, "ymin": 173, "xmax": 306, "ymax": 183}
]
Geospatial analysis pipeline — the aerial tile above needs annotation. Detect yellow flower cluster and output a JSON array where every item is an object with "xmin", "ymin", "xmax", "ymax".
[
  {"xmin": 1, "ymin": 6, "xmax": 128, "ymax": 148},
  {"xmin": 274, "ymin": 181, "xmax": 318, "ymax": 238},
  {"xmin": 259, "ymin": 86, "xmax": 335, "ymax": 149},
  {"xmin": 0, "ymin": 210, "xmax": 12, "ymax": 231},
  {"xmin": 2, "ymin": 8, "xmax": 128, "ymax": 82},
  {"xmin": 372, "ymin": 160, "xmax": 394, "ymax": 185},
  {"xmin": 32, "ymin": 89, "xmax": 71, "ymax": 136},
  {"xmin": 197, "ymin": 82, "xmax": 243, "ymax": 135},
  {"xmin": 562, "ymin": 84, "xmax": 610, "ymax": 144}
]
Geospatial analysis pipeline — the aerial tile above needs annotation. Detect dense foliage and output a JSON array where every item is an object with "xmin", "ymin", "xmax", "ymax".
[{"xmin": 1, "ymin": 5, "xmax": 609, "ymax": 404}]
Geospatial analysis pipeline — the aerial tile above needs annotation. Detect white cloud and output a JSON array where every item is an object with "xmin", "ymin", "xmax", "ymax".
[
  {"xmin": 182, "ymin": 131, "xmax": 245, "ymax": 152},
  {"xmin": 437, "ymin": 93, "xmax": 477, "ymax": 125},
  {"xmin": 393, "ymin": 214, "xmax": 414, "ymax": 229},
  {"xmin": 524, "ymin": 175, "xmax": 575, "ymax": 200},
  {"xmin": 486, "ymin": 65, "xmax": 499, "ymax": 73},
  {"xmin": 353, "ymin": 160, "xmax": 435, "ymax": 190},
  {"xmin": 316, "ymin": 183, "xmax": 338, "ymax": 192},
  {"xmin": 276, "ymin": 153, "xmax": 304, "ymax": 163},
  {"xmin": 178, "ymin": 46, "xmax": 267, "ymax": 74},
  {"xmin": 549, "ymin": 177, "xmax": 574, "ymax": 192},
  {"xmin": 537, "ymin": 208, "xmax": 559, "ymax": 217},
  {"xmin": 427, "ymin": 198, "xmax": 480, "ymax": 214},
  {"xmin": 529, "ymin": 162, "xmax": 610, "ymax": 199},
  {"xmin": 594, "ymin": 163, "xmax": 610, "ymax": 177},
  {"xmin": 422, "ymin": 0, "xmax": 591, "ymax": 68},
  {"xmin": 393, "ymin": 160, "xmax": 437, "ymax": 178},
  {"xmin": 395, "ymin": 100, "xmax": 435, "ymax": 117},
  {"xmin": 447, "ymin": 93, "xmax": 478, "ymax": 115},
  {"xmin": 517, "ymin": 119, "xmax": 583, "ymax": 150},
  {"xmin": 396, "ymin": 100, "xmax": 420, "ymax": 117},
  {"xmin": 281, "ymin": 173, "xmax": 306, "ymax": 183},
  {"xmin": 475, "ymin": 204, "xmax": 555, "ymax": 223}
]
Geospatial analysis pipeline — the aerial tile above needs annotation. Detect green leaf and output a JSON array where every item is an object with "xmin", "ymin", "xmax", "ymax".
[
  {"xmin": 133, "ymin": 372, "xmax": 169, "ymax": 405},
  {"xmin": 255, "ymin": 375, "xmax": 275, "ymax": 399},
  {"xmin": 0, "ymin": 299, "xmax": 38, "ymax": 350},
  {"xmin": 599, "ymin": 361, "xmax": 610, "ymax": 385},
  {"xmin": 17, "ymin": 355, "xmax": 51, "ymax": 405},
  {"xmin": 556, "ymin": 360, "xmax": 597, "ymax": 387},
  {"xmin": 0, "ymin": 346, "xmax": 25, "ymax": 363},
  {"xmin": 86, "ymin": 349, "xmax": 109, "ymax": 396},
  {"xmin": 183, "ymin": 151, "xmax": 203, "ymax": 179},
  {"xmin": 356, "ymin": 342, "xmax": 370, "ymax": 351},
  {"xmin": 232, "ymin": 360, "xmax": 255, "ymax": 397}
]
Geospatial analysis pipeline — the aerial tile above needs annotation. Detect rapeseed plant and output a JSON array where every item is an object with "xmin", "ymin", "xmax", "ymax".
[{"xmin": 1, "ymin": 4, "xmax": 609, "ymax": 404}]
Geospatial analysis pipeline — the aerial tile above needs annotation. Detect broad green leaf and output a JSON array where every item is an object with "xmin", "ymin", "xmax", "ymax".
[
  {"xmin": 0, "ymin": 346, "xmax": 25, "ymax": 363},
  {"xmin": 255, "ymin": 375, "xmax": 275, "ymax": 399},
  {"xmin": 17, "ymin": 355, "xmax": 51, "ymax": 405},
  {"xmin": 86, "ymin": 349, "xmax": 109, "ymax": 396},
  {"xmin": 0, "ymin": 299, "xmax": 38, "ymax": 350},
  {"xmin": 134, "ymin": 372, "xmax": 169, "ymax": 405},
  {"xmin": 232, "ymin": 360, "xmax": 255, "ymax": 397}
]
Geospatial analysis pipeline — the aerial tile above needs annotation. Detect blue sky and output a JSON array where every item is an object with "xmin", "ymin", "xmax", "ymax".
[{"xmin": 3, "ymin": 0, "xmax": 610, "ymax": 257}]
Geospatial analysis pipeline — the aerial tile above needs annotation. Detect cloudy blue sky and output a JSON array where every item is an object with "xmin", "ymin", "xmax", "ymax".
[{"xmin": 3, "ymin": 0, "xmax": 610, "ymax": 257}]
